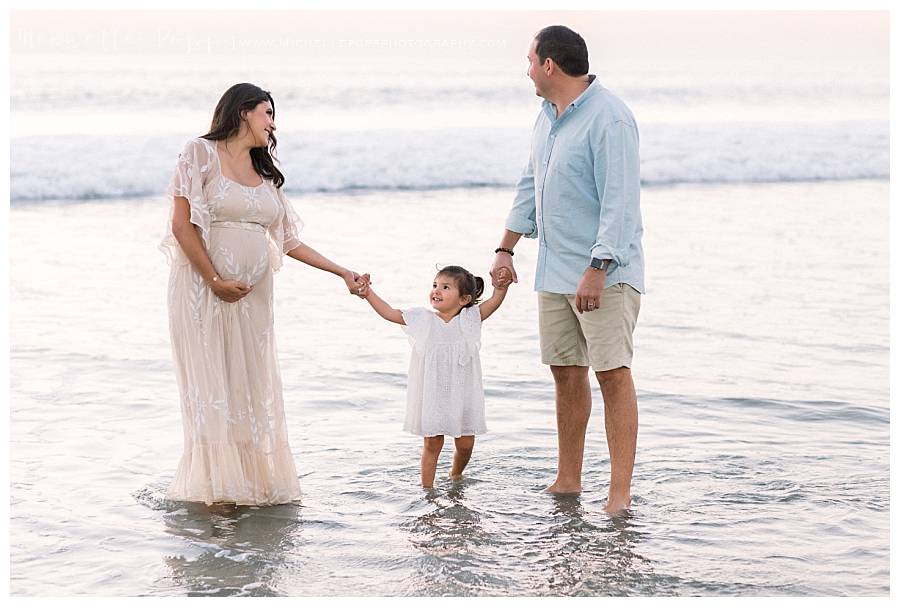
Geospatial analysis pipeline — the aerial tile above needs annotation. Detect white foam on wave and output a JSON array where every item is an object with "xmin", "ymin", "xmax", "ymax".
[{"xmin": 10, "ymin": 121, "xmax": 888, "ymax": 203}]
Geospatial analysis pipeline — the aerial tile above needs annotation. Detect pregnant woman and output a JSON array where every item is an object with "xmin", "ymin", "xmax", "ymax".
[{"xmin": 159, "ymin": 83, "xmax": 368, "ymax": 506}]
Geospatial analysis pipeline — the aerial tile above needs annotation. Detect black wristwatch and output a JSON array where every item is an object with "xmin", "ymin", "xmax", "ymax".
[{"xmin": 590, "ymin": 258, "xmax": 611, "ymax": 272}]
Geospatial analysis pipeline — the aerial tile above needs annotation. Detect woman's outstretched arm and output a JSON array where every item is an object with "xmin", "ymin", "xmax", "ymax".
[{"xmin": 286, "ymin": 243, "xmax": 368, "ymax": 296}]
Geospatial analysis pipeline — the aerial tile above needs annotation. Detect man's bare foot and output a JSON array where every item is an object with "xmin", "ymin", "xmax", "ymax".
[
  {"xmin": 545, "ymin": 481, "xmax": 582, "ymax": 495},
  {"xmin": 448, "ymin": 471, "xmax": 463, "ymax": 481},
  {"xmin": 602, "ymin": 498, "xmax": 631, "ymax": 514}
]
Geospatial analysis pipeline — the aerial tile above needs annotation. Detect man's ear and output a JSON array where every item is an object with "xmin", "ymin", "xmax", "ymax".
[{"xmin": 544, "ymin": 58, "xmax": 555, "ymax": 76}]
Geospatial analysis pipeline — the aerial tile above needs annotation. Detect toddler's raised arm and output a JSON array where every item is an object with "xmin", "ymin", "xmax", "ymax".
[
  {"xmin": 359, "ymin": 282, "xmax": 405, "ymax": 325},
  {"xmin": 479, "ymin": 267, "xmax": 510, "ymax": 321}
]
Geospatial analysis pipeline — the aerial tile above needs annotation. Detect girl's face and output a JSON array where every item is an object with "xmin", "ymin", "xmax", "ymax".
[
  {"xmin": 430, "ymin": 274, "xmax": 471, "ymax": 314},
  {"xmin": 242, "ymin": 100, "xmax": 276, "ymax": 147}
]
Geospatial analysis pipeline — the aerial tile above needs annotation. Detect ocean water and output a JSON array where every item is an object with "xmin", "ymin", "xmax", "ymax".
[
  {"xmin": 10, "ymin": 54, "xmax": 888, "ymax": 202},
  {"xmin": 9, "ymin": 43, "xmax": 890, "ymax": 596},
  {"xmin": 10, "ymin": 181, "xmax": 889, "ymax": 596}
]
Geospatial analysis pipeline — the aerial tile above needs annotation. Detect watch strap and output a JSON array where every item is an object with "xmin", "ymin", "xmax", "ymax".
[{"xmin": 590, "ymin": 258, "xmax": 610, "ymax": 271}]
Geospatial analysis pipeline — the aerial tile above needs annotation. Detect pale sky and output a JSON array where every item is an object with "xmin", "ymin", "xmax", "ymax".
[{"xmin": 10, "ymin": 10, "xmax": 889, "ymax": 72}]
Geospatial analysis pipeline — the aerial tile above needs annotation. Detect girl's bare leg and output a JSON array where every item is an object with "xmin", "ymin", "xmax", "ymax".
[
  {"xmin": 449, "ymin": 435, "xmax": 475, "ymax": 480},
  {"xmin": 421, "ymin": 436, "xmax": 445, "ymax": 488}
]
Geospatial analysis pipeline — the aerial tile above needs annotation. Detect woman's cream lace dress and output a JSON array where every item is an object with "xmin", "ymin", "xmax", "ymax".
[{"xmin": 159, "ymin": 137, "xmax": 303, "ymax": 505}]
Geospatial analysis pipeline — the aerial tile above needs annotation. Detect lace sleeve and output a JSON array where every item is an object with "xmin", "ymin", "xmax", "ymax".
[
  {"xmin": 460, "ymin": 305, "xmax": 483, "ymax": 350},
  {"xmin": 267, "ymin": 186, "xmax": 305, "ymax": 273},
  {"xmin": 401, "ymin": 307, "xmax": 433, "ymax": 350},
  {"xmin": 158, "ymin": 138, "xmax": 214, "ymax": 266}
]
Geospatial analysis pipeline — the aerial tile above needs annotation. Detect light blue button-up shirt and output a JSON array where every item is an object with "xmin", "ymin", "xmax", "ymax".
[{"xmin": 506, "ymin": 75, "xmax": 645, "ymax": 295}]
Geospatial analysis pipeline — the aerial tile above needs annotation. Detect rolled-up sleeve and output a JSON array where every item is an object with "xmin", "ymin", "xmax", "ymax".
[
  {"xmin": 590, "ymin": 120, "xmax": 640, "ymax": 266},
  {"xmin": 505, "ymin": 155, "xmax": 538, "ymax": 238}
]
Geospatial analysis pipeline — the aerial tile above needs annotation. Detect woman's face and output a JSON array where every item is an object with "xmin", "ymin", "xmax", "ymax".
[{"xmin": 242, "ymin": 100, "xmax": 276, "ymax": 147}]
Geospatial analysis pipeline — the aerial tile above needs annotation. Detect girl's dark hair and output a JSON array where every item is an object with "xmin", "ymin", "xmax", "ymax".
[
  {"xmin": 201, "ymin": 83, "xmax": 285, "ymax": 188},
  {"xmin": 437, "ymin": 265, "xmax": 485, "ymax": 309},
  {"xmin": 534, "ymin": 25, "xmax": 589, "ymax": 77}
]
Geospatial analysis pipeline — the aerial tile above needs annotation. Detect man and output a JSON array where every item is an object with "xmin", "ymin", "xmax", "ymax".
[{"xmin": 491, "ymin": 25, "xmax": 644, "ymax": 514}]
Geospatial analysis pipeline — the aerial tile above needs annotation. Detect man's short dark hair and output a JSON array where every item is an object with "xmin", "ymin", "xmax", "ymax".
[{"xmin": 534, "ymin": 25, "xmax": 589, "ymax": 77}]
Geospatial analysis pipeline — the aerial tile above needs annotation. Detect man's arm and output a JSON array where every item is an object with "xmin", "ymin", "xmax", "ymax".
[
  {"xmin": 574, "ymin": 120, "xmax": 641, "ymax": 314},
  {"xmin": 491, "ymin": 230, "xmax": 523, "ymax": 287},
  {"xmin": 492, "ymin": 142, "xmax": 541, "ymax": 288},
  {"xmin": 506, "ymin": 155, "xmax": 538, "ymax": 240},
  {"xmin": 590, "ymin": 119, "xmax": 641, "ymax": 267}
]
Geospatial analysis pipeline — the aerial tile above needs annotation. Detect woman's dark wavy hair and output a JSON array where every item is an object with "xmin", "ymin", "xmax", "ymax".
[
  {"xmin": 201, "ymin": 83, "xmax": 285, "ymax": 188},
  {"xmin": 437, "ymin": 265, "xmax": 485, "ymax": 309}
]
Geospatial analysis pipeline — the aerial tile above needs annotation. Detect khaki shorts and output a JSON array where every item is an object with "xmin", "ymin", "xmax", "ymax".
[{"xmin": 538, "ymin": 284, "xmax": 641, "ymax": 371}]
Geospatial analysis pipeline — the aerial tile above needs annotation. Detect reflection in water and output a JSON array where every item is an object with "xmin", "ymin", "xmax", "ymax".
[
  {"xmin": 161, "ymin": 499, "xmax": 303, "ymax": 597},
  {"xmin": 406, "ymin": 481, "xmax": 484, "ymax": 554},
  {"xmin": 401, "ymin": 483, "xmax": 661, "ymax": 596},
  {"xmin": 401, "ymin": 480, "xmax": 519, "ymax": 595},
  {"xmin": 540, "ymin": 495, "xmax": 656, "ymax": 595}
]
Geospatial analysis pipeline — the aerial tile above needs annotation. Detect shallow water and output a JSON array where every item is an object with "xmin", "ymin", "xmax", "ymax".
[{"xmin": 10, "ymin": 181, "xmax": 889, "ymax": 596}]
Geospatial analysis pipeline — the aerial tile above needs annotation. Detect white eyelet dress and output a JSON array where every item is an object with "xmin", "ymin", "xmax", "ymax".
[
  {"xmin": 401, "ymin": 306, "xmax": 488, "ymax": 438},
  {"xmin": 159, "ymin": 137, "xmax": 304, "ymax": 506}
]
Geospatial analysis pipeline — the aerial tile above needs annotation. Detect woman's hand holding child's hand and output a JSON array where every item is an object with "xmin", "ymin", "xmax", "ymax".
[
  {"xmin": 356, "ymin": 274, "xmax": 372, "ymax": 298},
  {"xmin": 354, "ymin": 273, "xmax": 372, "ymax": 298},
  {"xmin": 343, "ymin": 271, "xmax": 372, "ymax": 298}
]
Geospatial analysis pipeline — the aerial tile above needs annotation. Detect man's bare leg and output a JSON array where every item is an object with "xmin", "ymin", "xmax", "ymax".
[
  {"xmin": 596, "ymin": 366, "xmax": 638, "ymax": 513},
  {"xmin": 547, "ymin": 365, "xmax": 592, "ymax": 494}
]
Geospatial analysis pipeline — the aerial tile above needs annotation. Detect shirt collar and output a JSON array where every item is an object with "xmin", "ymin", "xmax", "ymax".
[
  {"xmin": 571, "ymin": 74, "xmax": 599, "ymax": 108},
  {"xmin": 542, "ymin": 74, "xmax": 600, "ymax": 115}
]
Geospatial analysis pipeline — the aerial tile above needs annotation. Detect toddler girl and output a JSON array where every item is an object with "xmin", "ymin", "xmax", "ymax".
[{"xmin": 358, "ymin": 265, "xmax": 509, "ymax": 488}]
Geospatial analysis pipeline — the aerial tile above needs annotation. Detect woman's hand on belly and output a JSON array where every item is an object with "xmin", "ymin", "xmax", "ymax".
[{"xmin": 211, "ymin": 278, "xmax": 253, "ymax": 303}]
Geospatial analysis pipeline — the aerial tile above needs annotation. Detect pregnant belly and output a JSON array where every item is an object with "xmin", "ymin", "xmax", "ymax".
[{"xmin": 208, "ymin": 224, "xmax": 270, "ymax": 287}]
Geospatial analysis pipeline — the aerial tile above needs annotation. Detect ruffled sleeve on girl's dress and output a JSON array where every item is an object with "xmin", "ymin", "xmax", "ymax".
[
  {"xmin": 457, "ymin": 305, "xmax": 483, "ymax": 365},
  {"xmin": 267, "ymin": 186, "xmax": 305, "ymax": 273},
  {"xmin": 401, "ymin": 307, "xmax": 434, "ymax": 351},
  {"xmin": 159, "ymin": 138, "xmax": 215, "ymax": 266}
]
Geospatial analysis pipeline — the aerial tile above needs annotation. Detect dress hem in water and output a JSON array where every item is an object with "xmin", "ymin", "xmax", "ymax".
[{"xmin": 166, "ymin": 441, "xmax": 301, "ymax": 506}]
